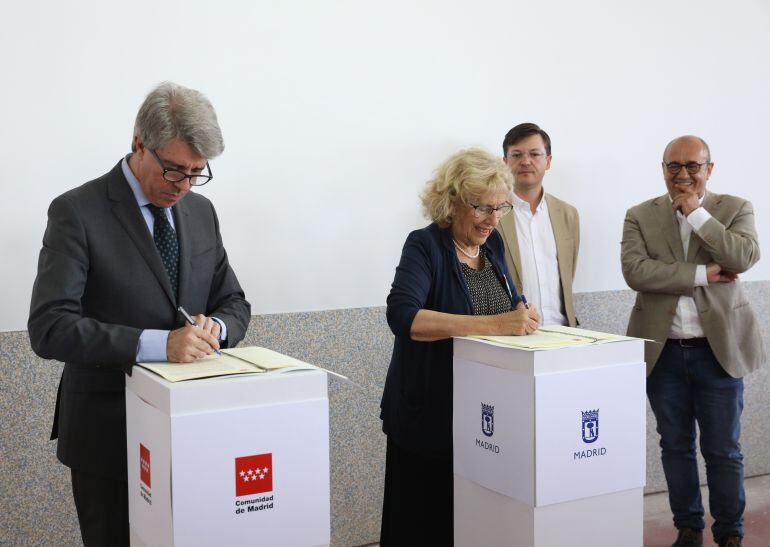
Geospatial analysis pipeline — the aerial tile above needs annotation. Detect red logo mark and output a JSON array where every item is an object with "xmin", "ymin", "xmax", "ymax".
[
  {"xmin": 140, "ymin": 444, "xmax": 151, "ymax": 488},
  {"xmin": 235, "ymin": 453, "xmax": 273, "ymax": 497}
]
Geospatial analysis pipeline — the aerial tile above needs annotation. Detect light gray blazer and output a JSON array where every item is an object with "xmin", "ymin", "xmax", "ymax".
[{"xmin": 621, "ymin": 191, "xmax": 764, "ymax": 377}]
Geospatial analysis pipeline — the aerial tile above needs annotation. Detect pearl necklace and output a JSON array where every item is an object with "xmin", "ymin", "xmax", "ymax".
[{"xmin": 453, "ymin": 239, "xmax": 480, "ymax": 259}]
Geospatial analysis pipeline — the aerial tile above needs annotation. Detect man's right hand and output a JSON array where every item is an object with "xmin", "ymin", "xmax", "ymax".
[
  {"xmin": 706, "ymin": 262, "xmax": 738, "ymax": 284},
  {"xmin": 167, "ymin": 323, "xmax": 221, "ymax": 363}
]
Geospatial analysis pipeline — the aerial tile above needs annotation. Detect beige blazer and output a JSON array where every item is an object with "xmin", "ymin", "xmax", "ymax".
[
  {"xmin": 621, "ymin": 191, "xmax": 764, "ymax": 378},
  {"xmin": 496, "ymin": 193, "xmax": 580, "ymax": 327}
]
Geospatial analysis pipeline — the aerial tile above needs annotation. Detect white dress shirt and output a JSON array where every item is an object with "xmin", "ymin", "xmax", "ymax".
[
  {"xmin": 669, "ymin": 194, "xmax": 711, "ymax": 339},
  {"xmin": 511, "ymin": 192, "xmax": 568, "ymax": 326}
]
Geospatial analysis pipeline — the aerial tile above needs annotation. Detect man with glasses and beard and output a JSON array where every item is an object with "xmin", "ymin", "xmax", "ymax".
[
  {"xmin": 621, "ymin": 135, "xmax": 763, "ymax": 547},
  {"xmin": 29, "ymin": 82, "xmax": 251, "ymax": 546}
]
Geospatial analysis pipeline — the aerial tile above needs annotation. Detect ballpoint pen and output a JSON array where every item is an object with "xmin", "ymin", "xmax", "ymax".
[{"xmin": 177, "ymin": 306, "xmax": 222, "ymax": 356}]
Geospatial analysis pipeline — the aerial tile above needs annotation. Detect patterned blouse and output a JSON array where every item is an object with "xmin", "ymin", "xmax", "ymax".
[{"xmin": 459, "ymin": 249, "xmax": 512, "ymax": 316}]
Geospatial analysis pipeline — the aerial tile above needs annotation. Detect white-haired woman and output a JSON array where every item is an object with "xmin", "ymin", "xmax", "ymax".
[{"xmin": 379, "ymin": 148, "xmax": 539, "ymax": 545}]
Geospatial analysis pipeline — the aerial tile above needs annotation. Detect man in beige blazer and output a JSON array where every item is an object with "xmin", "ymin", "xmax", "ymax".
[
  {"xmin": 621, "ymin": 135, "xmax": 763, "ymax": 547},
  {"xmin": 497, "ymin": 123, "xmax": 579, "ymax": 326}
]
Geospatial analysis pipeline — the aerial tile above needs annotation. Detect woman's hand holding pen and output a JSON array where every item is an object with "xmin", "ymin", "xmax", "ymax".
[
  {"xmin": 519, "ymin": 294, "xmax": 540, "ymax": 326},
  {"xmin": 167, "ymin": 314, "xmax": 221, "ymax": 363},
  {"xmin": 525, "ymin": 303, "xmax": 539, "ymax": 324},
  {"xmin": 496, "ymin": 305, "xmax": 539, "ymax": 336}
]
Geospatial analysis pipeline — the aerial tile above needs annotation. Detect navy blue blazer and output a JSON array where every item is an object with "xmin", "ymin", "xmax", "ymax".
[{"xmin": 380, "ymin": 223, "xmax": 520, "ymax": 459}]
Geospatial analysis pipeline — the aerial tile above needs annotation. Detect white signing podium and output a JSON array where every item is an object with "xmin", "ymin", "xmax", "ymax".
[
  {"xmin": 453, "ymin": 334, "xmax": 646, "ymax": 547},
  {"xmin": 125, "ymin": 367, "xmax": 330, "ymax": 547}
]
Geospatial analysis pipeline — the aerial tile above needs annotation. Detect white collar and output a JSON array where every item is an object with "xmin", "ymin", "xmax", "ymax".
[{"xmin": 511, "ymin": 190, "xmax": 546, "ymax": 213}]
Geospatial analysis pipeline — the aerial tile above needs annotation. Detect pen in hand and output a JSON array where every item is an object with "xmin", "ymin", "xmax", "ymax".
[
  {"xmin": 177, "ymin": 306, "xmax": 222, "ymax": 356},
  {"xmin": 519, "ymin": 294, "xmax": 542, "ymax": 330}
]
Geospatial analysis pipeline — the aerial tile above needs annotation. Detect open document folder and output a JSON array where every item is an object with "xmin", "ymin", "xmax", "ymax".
[
  {"xmin": 137, "ymin": 346, "xmax": 318, "ymax": 383},
  {"xmin": 470, "ymin": 325, "xmax": 634, "ymax": 350}
]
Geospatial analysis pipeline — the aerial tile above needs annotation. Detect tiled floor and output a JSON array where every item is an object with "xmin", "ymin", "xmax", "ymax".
[{"xmin": 644, "ymin": 473, "xmax": 770, "ymax": 547}]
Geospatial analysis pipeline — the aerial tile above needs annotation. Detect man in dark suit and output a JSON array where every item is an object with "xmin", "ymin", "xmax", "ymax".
[
  {"xmin": 621, "ymin": 135, "xmax": 763, "ymax": 547},
  {"xmin": 28, "ymin": 82, "xmax": 251, "ymax": 546}
]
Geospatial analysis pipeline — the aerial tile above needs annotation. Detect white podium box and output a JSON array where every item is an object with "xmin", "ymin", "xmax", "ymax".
[
  {"xmin": 453, "ymin": 336, "xmax": 646, "ymax": 547},
  {"xmin": 126, "ymin": 367, "xmax": 330, "ymax": 547}
]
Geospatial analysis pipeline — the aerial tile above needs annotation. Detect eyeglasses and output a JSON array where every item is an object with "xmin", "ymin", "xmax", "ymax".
[
  {"xmin": 469, "ymin": 202, "xmax": 513, "ymax": 218},
  {"xmin": 506, "ymin": 151, "xmax": 548, "ymax": 162},
  {"xmin": 150, "ymin": 149, "xmax": 214, "ymax": 186},
  {"xmin": 663, "ymin": 161, "xmax": 710, "ymax": 175}
]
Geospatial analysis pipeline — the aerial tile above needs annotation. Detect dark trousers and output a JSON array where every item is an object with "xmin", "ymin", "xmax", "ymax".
[
  {"xmin": 71, "ymin": 469, "xmax": 129, "ymax": 547},
  {"xmin": 380, "ymin": 436, "xmax": 453, "ymax": 546},
  {"xmin": 647, "ymin": 341, "xmax": 745, "ymax": 541}
]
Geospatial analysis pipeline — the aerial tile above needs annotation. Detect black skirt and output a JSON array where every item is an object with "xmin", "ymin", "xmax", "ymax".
[{"xmin": 380, "ymin": 435, "xmax": 454, "ymax": 546}]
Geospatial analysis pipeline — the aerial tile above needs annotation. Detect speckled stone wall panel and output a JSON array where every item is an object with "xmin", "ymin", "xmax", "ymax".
[
  {"xmin": 2, "ymin": 282, "xmax": 769, "ymax": 546},
  {"xmin": 0, "ymin": 332, "xmax": 80, "ymax": 546}
]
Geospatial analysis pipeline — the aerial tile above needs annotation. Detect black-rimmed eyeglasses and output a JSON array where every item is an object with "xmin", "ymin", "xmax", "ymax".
[
  {"xmin": 663, "ymin": 161, "xmax": 710, "ymax": 175},
  {"xmin": 469, "ymin": 203, "xmax": 513, "ymax": 218},
  {"xmin": 150, "ymin": 149, "xmax": 213, "ymax": 186}
]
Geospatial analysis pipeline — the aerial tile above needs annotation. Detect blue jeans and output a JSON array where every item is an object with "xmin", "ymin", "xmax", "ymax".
[{"xmin": 647, "ymin": 340, "xmax": 745, "ymax": 541}]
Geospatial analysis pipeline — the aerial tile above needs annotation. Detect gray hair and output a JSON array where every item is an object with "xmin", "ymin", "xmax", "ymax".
[{"xmin": 132, "ymin": 82, "xmax": 224, "ymax": 159}]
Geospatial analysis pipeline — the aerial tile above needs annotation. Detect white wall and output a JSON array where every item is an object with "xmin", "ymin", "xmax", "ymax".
[{"xmin": 2, "ymin": 0, "xmax": 769, "ymax": 332}]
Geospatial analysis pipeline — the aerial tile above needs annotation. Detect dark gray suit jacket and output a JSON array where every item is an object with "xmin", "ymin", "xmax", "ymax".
[{"xmin": 29, "ymin": 160, "xmax": 251, "ymax": 480}]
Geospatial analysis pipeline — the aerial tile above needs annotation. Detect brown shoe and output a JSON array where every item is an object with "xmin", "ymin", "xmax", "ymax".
[
  {"xmin": 717, "ymin": 537, "xmax": 742, "ymax": 547},
  {"xmin": 672, "ymin": 528, "xmax": 703, "ymax": 546}
]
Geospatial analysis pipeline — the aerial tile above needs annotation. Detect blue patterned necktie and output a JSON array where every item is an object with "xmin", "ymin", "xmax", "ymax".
[{"xmin": 147, "ymin": 204, "xmax": 179, "ymax": 297}]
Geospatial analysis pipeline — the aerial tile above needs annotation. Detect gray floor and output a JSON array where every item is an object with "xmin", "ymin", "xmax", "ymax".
[{"xmin": 644, "ymin": 473, "xmax": 770, "ymax": 546}]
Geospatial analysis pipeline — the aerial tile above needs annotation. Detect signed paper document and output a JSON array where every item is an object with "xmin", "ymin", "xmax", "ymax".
[
  {"xmin": 471, "ymin": 325, "xmax": 632, "ymax": 350},
  {"xmin": 137, "ymin": 346, "xmax": 317, "ymax": 382}
]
